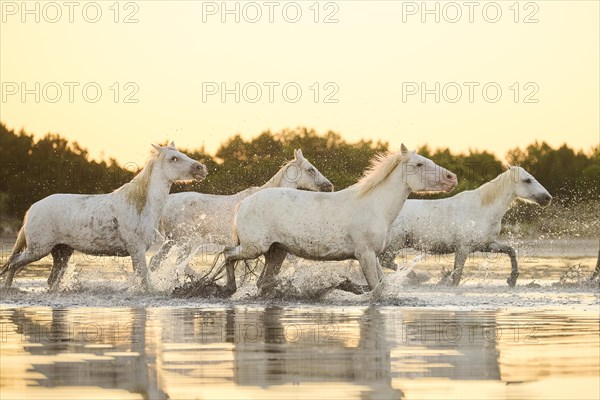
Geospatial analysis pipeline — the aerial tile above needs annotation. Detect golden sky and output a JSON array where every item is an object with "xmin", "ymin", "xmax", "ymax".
[{"xmin": 1, "ymin": 1, "xmax": 599, "ymax": 164}]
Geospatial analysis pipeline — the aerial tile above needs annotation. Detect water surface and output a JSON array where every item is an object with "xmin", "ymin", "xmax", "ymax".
[{"xmin": 1, "ymin": 305, "xmax": 598, "ymax": 399}]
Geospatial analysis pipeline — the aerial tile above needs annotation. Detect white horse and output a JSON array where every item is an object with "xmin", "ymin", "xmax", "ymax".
[
  {"xmin": 379, "ymin": 166, "xmax": 552, "ymax": 286},
  {"xmin": 149, "ymin": 149, "xmax": 333, "ymax": 291},
  {"xmin": 223, "ymin": 144, "xmax": 458, "ymax": 296},
  {"xmin": 0, "ymin": 143, "xmax": 206, "ymax": 291}
]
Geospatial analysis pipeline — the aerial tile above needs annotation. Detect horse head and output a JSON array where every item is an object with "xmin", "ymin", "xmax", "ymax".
[
  {"xmin": 510, "ymin": 166, "xmax": 552, "ymax": 207},
  {"xmin": 401, "ymin": 144, "xmax": 458, "ymax": 193},
  {"xmin": 152, "ymin": 142, "xmax": 207, "ymax": 183},
  {"xmin": 280, "ymin": 149, "xmax": 334, "ymax": 192}
]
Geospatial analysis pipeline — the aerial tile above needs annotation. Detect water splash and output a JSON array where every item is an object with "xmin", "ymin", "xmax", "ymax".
[
  {"xmin": 56, "ymin": 262, "xmax": 81, "ymax": 291},
  {"xmin": 56, "ymin": 259, "xmax": 133, "ymax": 292},
  {"xmin": 150, "ymin": 243, "xmax": 199, "ymax": 294}
]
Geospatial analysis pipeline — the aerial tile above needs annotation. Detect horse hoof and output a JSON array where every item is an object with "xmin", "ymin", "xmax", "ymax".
[
  {"xmin": 507, "ymin": 276, "xmax": 518, "ymax": 287},
  {"xmin": 257, "ymin": 280, "xmax": 278, "ymax": 298},
  {"xmin": 370, "ymin": 280, "xmax": 386, "ymax": 301}
]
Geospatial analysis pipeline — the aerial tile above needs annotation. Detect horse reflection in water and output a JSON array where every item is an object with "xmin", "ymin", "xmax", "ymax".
[
  {"xmin": 3, "ymin": 308, "xmax": 167, "ymax": 399},
  {"xmin": 3, "ymin": 307, "xmax": 532, "ymax": 399}
]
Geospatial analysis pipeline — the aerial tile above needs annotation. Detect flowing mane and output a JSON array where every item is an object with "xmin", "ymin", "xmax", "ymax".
[
  {"xmin": 260, "ymin": 159, "xmax": 294, "ymax": 188},
  {"xmin": 118, "ymin": 150, "xmax": 161, "ymax": 213},
  {"xmin": 355, "ymin": 152, "xmax": 406, "ymax": 197},
  {"xmin": 478, "ymin": 168, "xmax": 514, "ymax": 206}
]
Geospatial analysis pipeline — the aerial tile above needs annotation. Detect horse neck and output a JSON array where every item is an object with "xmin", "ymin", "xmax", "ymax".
[
  {"xmin": 360, "ymin": 165, "xmax": 412, "ymax": 226},
  {"xmin": 260, "ymin": 164, "xmax": 289, "ymax": 189},
  {"xmin": 145, "ymin": 164, "xmax": 173, "ymax": 212},
  {"xmin": 122, "ymin": 158, "xmax": 172, "ymax": 219},
  {"xmin": 478, "ymin": 171, "xmax": 517, "ymax": 221}
]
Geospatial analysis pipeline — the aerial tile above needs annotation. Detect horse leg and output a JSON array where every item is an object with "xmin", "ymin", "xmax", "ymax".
[
  {"xmin": 486, "ymin": 242, "xmax": 519, "ymax": 287},
  {"xmin": 129, "ymin": 247, "xmax": 151, "ymax": 292},
  {"xmin": 451, "ymin": 247, "xmax": 470, "ymax": 286},
  {"xmin": 356, "ymin": 249, "xmax": 385, "ymax": 296},
  {"xmin": 223, "ymin": 243, "xmax": 267, "ymax": 294},
  {"xmin": 225, "ymin": 259, "xmax": 237, "ymax": 293},
  {"xmin": 204, "ymin": 249, "xmax": 235, "ymax": 292},
  {"xmin": 48, "ymin": 244, "xmax": 74, "ymax": 292},
  {"xmin": 2, "ymin": 245, "xmax": 53, "ymax": 288},
  {"xmin": 257, "ymin": 244, "xmax": 287, "ymax": 295},
  {"xmin": 148, "ymin": 239, "xmax": 175, "ymax": 271}
]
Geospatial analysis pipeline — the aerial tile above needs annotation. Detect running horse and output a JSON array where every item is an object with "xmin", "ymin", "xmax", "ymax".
[
  {"xmin": 0, "ymin": 143, "xmax": 206, "ymax": 291},
  {"xmin": 379, "ymin": 166, "xmax": 552, "ymax": 286},
  {"xmin": 223, "ymin": 144, "xmax": 457, "ymax": 297}
]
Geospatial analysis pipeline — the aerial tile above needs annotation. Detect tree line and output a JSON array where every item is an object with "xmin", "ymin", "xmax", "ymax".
[{"xmin": 1, "ymin": 122, "xmax": 598, "ymax": 226}]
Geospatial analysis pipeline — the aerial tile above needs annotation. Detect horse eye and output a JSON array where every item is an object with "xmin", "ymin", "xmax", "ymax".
[
  {"xmin": 524, "ymin": 178, "xmax": 532, "ymax": 184},
  {"xmin": 171, "ymin": 156, "xmax": 179, "ymax": 162},
  {"xmin": 416, "ymin": 163, "xmax": 424, "ymax": 167},
  {"xmin": 309, "ymin": 167, "xmax": 316, "ymax": 174}
]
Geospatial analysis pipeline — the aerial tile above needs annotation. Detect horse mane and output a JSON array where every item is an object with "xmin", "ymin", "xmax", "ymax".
[
  {"xmin": 355, "ymin": 152, "xmax": 406, "ymax": 197},
  {"xmin": 118, "ymin": 150, "xmax": 161, "ymax": 214},
  {"xmin": 260, "ymin": 158, "xmax": 296, "ymax": 188},
  {"xmin": 478, "ymin": 168, "xmax": 514, "ymax": 206}
]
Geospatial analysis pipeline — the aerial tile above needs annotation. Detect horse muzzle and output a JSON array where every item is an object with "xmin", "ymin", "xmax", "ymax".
[
  {"xmin": 320, "ymin": 181, "xmax": 334, "ymax": 192},
  {"xmin": 537, "ymin": 194, "xmax": 552, "ymax": 207},
  {"xmin": 441, "ymin": 172, "xmax": 458, "ymax": 192},
  {"xmin": 442, "ymin": 178, "xmax": 458, "ymax": 192},
  {"xmin": 191, "ymin": 163, "xmax": 208, "ymax": 180}
]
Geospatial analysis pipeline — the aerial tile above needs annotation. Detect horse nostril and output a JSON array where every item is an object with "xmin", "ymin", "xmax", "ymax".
[
  {"xmin": 545, "ymin": 195, "xmax": 552, "ymax": 201},
  {"xmin": 447, "ymin": 174, "xmax": 454, "ymax": 180},
  {"xmin": 323, "ymin": 182, "xmax": 334, "ymax": 192},
  {"xmin": 193, "ymin": 163, "xmax": 206, "ymax": 176}
]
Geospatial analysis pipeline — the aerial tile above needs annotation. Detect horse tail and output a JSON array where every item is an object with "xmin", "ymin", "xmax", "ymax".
[
  {"xmin": 230, "ymin": 202, "xmax": 241, "ymax": 246},
  {"xmin": 231, "ymin": 229, "xmax": 240, "ymax": 246},
  {"xmin": 0, "ymin": 225, "xmax": 27, "ymax": 277}
]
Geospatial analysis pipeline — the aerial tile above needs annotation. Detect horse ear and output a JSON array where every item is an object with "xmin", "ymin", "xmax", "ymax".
[
  {"xmin": 170, "ymin": 141, "xmax": 175, "ymax": 148},
  {"xmin": 151, "ymin": 143, "xmax": 161, "ymax": 151},
  {"xmin": 400, "ymin": 143, "xmax": 409, "ymax": 154},
  {"xmin": 294, "ymin": 149, "xmax": 304, "ymax": 160},
  {"xmin": 297, "ymin": 149, "xmax": 304, "ymax": 159}
]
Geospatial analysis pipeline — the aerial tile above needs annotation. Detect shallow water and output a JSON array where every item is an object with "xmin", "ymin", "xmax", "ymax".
[
  {"xmin": 1, "ymin": 238, "xmax": 599, "ymax": 399},
  {"xmin": 1, "ymin": 306, "xmax": 599, "ymax": 400}
]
